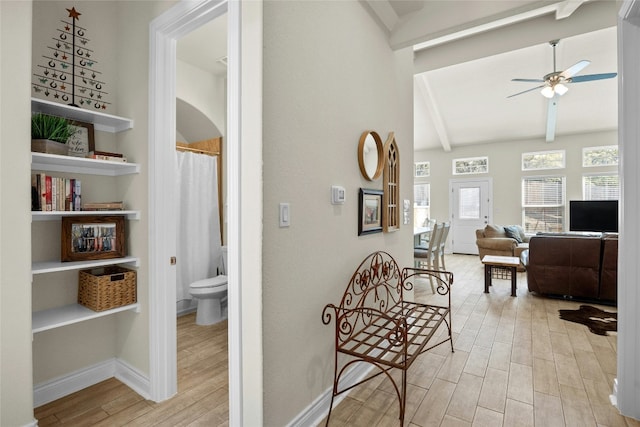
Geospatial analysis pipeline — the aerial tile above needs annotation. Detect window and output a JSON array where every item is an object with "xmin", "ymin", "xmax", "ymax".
[
  {"xmin": 458, "ymin": 187, "xmax": 480, "ymax": 219},
  {"xmin": 453, "ymin": 157, "xmax": 488, "ymax": 175},
  {"xmin": 414, "ymin": 161, "xmax": 430, "ymax": 177},
  {"xmin": 583, "ymin": 174, "xmax": 619, "ymax": 200},
  {"xmin": 522, "ymin": 176, "xmax": 565, "ymax": 233},
  {"xmin": 413, "ymin": 183, "xmax": 430, "ymax": 228},
  {"xmin": 583, "ymin": 145, "xmax": 619, "ymax": 167},
  {"xmin": 522, "ymin": 150, "xmax": 565, "ymax": 171}
]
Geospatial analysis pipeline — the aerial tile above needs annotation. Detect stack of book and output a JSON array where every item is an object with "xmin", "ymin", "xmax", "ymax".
[
  {"xmin": 82, "ymin": 201, "xmax": 124, "ymax": 211},
  {"xmin": 31, "ymin": 173, "xmax": 81, "ymax": 212},
  {"xmin": 89, "ymin": 150, "xmax": 127, "ymax": 162}
]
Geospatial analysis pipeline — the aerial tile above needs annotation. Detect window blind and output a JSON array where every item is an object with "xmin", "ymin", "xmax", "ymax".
[
  {"xmin": 522, "ymin": 176, "xmax": 565, "ymax": 232},
  {"xmin": 583, "ymin": 175, "xmax": 619, "ymax": 200}
]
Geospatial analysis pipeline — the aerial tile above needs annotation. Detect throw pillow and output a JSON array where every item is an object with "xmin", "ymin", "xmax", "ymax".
[{"xmin": 504, "ymin": 225, "xmax": 523, "ymax": 243}]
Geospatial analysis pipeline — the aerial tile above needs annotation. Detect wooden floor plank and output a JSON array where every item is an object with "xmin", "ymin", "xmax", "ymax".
[{"xmin": 36, "ymin": 254, "xmax": 637, "ymax": 427}]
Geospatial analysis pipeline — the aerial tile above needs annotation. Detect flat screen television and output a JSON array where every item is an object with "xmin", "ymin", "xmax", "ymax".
[{"xmin": 569, "ymin": 200, "xmax": 618, "ymax": 232}]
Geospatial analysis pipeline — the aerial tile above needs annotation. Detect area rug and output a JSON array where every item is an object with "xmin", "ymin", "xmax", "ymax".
[{"xmin": 558, "ymin": 305, "xmax": 617, "ymax": 336}]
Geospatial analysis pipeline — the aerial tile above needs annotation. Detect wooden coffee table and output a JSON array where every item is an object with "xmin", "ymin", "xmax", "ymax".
[{"xmin": 481, "ymin": 255, "xmax": 520, "ymax": 297}]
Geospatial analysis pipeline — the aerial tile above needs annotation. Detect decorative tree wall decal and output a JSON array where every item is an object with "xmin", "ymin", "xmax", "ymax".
[{"xmin": 32, "ymin": 7, "xmax": 110, "ymax": 110}]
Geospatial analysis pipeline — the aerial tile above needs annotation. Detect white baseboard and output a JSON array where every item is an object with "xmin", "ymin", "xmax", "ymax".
[
  {"xmin": 287, "ymin": 363, "xmax": 374, "ymax": 427},
  {"xmin": 610, "ymin": 377, "xmax": 618, "ymax": 407},
  {"xmin": 115, "ymin": 358, "xmax": 151, "ymax": 401},
  {"xmin": 33, "ymin": 358, "xmax": 150, "ymax": 408}
]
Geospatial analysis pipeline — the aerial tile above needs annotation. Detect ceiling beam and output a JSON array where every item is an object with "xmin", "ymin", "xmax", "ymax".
[
  {"xmin": 415, "ymin": 74, "xmax": 451, "ymax": 152},
  {"xmin": 413, "ymin": 0, "xmax": 617, "ymax": 74},
  {"xmin": 362, "ymin": 0, "xmax": 398, "ymax": 33}
]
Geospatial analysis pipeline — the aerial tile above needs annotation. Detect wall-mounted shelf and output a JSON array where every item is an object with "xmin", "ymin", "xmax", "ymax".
[
  {"xmin": 33, "ymin": 303, "xmax": 140, "ymax": 334},
  {"xmin": 31, "ymin": 98, "xmax": 133, "ymax": 133},
  {"xmin": 32, "ymin": 256, "xmax": 139, "ymax": 275},
  {"xmin": 32, "ymin": 152, "xmax": 140, "ymax": 176},
  {"xmin": 32, "ymin": 210, "xmax": 140, "ymax": 221}
]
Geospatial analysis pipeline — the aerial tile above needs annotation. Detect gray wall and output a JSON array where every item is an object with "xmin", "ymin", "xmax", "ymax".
[{"xmin": 262, "ymin": 1, "xmax": 414, "ymax": 424}]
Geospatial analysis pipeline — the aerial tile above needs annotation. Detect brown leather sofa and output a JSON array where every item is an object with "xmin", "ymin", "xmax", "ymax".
[{"xmin": 521, "ymin": 233, "xmax": 617, "ymax": 304}]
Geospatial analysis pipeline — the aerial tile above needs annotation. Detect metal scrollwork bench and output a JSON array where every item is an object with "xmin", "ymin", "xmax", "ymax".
[{"xmin": 322, "ymin": 251, "xmax": 454, "ymax": 426}]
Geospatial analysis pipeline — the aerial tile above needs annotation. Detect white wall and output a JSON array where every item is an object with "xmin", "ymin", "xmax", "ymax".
[
  {"xmin": 177, "ymin": 59, "xmax": 226, "ymax": 136},
  {"xmin": 261, "ymin": 1, "xmax": 414, "ymax": 425},
  {"xmin": 415, "ymin": 130, "xmax": 618, "ymax": 229},
  {"xmin": 1, "ymin": 2, "xmax": 36, "ymax": 425},
  {"xmin": 29, "ymin": 0, "xmax": 175, "ymax": 391}
]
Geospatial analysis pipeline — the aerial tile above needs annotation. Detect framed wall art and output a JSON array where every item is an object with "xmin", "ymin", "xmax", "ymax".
[
  {"xmin": 358, "ymin": 188, "xmax": 383, "ymax": 236},
  {"xmin": 66, "ymin": 120, "xmax": 95, "ymax": 158},
  {"xmin": 61, "ymin": 215, "xmax": 125, "ymax": 262}
]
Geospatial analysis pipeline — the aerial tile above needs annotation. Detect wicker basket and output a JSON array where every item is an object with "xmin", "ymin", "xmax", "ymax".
[{"xmin": 78, "ymin": 266, "xmax": 137, "ymax": 311}]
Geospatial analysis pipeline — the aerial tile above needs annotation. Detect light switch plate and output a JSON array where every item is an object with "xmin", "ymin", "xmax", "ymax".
[
  {"xmin": 279, "ymin": 203, "xmax": 290, "ymax": 227},
  {"xmin": 331, "ymin": 186, "xmax": 346, "ymax": 204}
]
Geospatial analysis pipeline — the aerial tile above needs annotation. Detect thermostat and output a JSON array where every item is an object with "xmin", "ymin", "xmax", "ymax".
[{"xmin": 331, "ymin": 186, "xmax": 346, "ymax": 205}]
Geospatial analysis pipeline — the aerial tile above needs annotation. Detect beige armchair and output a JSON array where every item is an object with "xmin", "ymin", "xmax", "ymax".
[{"xmin": 476, "ymin": 224, "xmax": 529, "ymax": 271}]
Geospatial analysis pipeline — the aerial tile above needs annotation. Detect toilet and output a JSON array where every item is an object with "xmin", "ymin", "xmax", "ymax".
[{"xmin": 189, "ymin": 246, "xmax": 228, "ymax": 325}]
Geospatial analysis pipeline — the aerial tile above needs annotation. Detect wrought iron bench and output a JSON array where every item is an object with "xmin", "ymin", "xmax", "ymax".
[{"xmin": 322, "ymin": 251, "xmax": 454, "ymax": 426}]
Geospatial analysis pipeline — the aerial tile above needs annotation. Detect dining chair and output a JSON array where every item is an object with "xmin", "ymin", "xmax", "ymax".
[
  {"xmin": 414, "ymin": 222, "xmax": 443, "ymax": 292},
  {"xmin": 437, "ymin": 222, "xmax": 451, "ymax": 270},
  {"xmin": 419, "ymin": 218, "xmax": 437, "ymax": 245}
]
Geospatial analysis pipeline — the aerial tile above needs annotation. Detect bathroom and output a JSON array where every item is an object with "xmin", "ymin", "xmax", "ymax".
[{"xmin": 175, "ymin": 15, "xmax": 228, "ymax": 326}]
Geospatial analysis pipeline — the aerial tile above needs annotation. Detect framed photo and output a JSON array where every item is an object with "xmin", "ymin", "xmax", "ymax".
[
  {"xmin": 66, "ymin": 120, "xmax": 95, "ymax": 158},
  {"xmin": 61, "ymin": 215, "xmax": 125, "ymax": 262},
  {"xmin": 358, "ymin": 188, "xmax": 384, "ymax": 236}
]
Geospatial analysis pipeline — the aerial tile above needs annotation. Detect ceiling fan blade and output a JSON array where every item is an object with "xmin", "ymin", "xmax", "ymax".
[
  {"xmin": 507, "ymin": 84, "xmax": 546, "ymax": 98},
  {"xmin": 512, "ymin": 78, "xmax": 545, "ymax": 83},
  {"xmin": 560, "ymin": 60, "xmax": 591, "ymax": 79},
  {"xmin": 569, "ymin": 72, "xmax": 618, "ymax": 83},
  {"xmin": 546, "ymin": 96, "xmax": 558, "ymax": 142}
]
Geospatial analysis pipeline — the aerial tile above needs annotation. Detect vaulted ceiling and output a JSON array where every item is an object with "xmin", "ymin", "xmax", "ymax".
[
  {"xmin": 371, "ymin": 0, "xmax": 619, "ymax": 151},
  {"xmin": 177, "ymin": 1, "xmax": 619, "ymax": 152}
]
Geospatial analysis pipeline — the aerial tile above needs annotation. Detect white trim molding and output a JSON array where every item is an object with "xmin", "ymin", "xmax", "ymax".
[
  {"xmin": 147, "ymin": 0, "xmax": 228, "ymax": 404},
  {"xmin": 148, "ymin": 1, "xmax": 265, "ymax": 425},
  {"xmin": 615, "ymin": 0, "xmax": 640, "ymax": 420},
  {"xmin": 286, "ymin": 364, "xmax": 373, "ymax": 427},
  {"xmin": 33, "ymin": 358, "xmax": 149, "ymax": 408}
]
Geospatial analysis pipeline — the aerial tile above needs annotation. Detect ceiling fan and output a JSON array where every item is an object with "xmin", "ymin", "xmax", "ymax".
[{"xmin": 508, "ymin": 39, "xmax": 617, "ymax": 142}]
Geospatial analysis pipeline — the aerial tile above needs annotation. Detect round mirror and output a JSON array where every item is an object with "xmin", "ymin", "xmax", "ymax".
[{"xmin": 358, "ymin": 131, "xmax": 384, "ymax": 181}]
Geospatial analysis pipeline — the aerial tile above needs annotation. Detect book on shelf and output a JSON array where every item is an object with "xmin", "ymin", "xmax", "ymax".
[
  {"xmin": 31, "ymin": 174, "xmax": 81, "ymax": 212},
  {"xmin": 82, "ymin": 201, "xmax": 124, "ymax": 211},
  {"xmin": 92, "ymin": 150, "xmax": 124, "ymax": 158},
  {"xmin": 89, "ymin": 150, "xmax": 127, "ymax": 162}
]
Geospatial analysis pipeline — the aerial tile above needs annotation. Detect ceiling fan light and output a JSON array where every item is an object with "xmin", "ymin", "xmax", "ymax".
[
  {"xmin": 555, "ymin": 83, "xmax": 568, "ymax": 96},
  {"xmin": 541, "ymin": 86, "xmax": 555, "ymax": 98}
]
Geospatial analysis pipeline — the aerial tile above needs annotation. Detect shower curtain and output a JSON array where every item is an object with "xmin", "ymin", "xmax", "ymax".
[{"xmin": 175, "ymin": 151, "xmax": 222, "ymax": 307}]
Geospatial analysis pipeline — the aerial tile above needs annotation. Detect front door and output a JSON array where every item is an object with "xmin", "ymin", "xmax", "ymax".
[{"xmin": 450, "ymin": 179, "xmax": 492, "ymax": 254}]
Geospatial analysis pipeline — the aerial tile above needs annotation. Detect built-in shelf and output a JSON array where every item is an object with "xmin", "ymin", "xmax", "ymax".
[
  {"xmin": 32, "ymin": 98, "xmax": 133, "ymax": 133},
  {"xmin": 33, "ymin": 303, "xmax": 140, "ymax": 334},
  {"xmin": 32, "ymin": 210, "xmax": 140, "ymax": 221},
  {"xmin": 31, "ymin": 152, "xmax": 140, "ymax": 176},
  {"xmin": 32, "ymin": 256, "xmax": 139, "ymax": 275}
]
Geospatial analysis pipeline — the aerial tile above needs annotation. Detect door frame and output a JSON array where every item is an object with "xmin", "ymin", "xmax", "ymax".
[
  {"xmin": 448, "ymin": 177, "xmax": 493, "ymax": 254},
  {"xmin": 615, "ymin": 0, "xmax": 640, "ymax": 419},
  {"xmin": 148, "ymin": 1, "xmax": 264, "ymax": 425}
]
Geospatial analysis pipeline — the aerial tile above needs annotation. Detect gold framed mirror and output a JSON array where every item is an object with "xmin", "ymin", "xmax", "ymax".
[{"xmin": 358, "ymin": 131, "xmax": 384, "ymax": 181}]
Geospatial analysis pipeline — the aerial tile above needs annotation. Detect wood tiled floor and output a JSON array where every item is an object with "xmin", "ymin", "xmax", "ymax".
[
  {"xmin": 34, "ymin": 314, "xmax": 229, "ymax": 426},
  {"xmin": 324, "ymin": 254, "xmax": 639, "ymax": 427},
  {"xmin": 35, "ymin": 254, "xmax": 638, "ymax": 426}
]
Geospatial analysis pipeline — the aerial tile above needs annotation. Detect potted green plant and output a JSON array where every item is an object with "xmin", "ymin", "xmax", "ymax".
[{"xmin": 31, "ymin": 113, "xmax": 74, "ymax": 155}]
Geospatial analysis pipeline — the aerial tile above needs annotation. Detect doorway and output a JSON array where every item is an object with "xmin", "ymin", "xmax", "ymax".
[
  {"xmin": 449, "ymin": 178, "xmax": 492, "ymax": 254},
  {"xmin": 148, "ymin": 1, "xmax": 264, "ymax": 425}
]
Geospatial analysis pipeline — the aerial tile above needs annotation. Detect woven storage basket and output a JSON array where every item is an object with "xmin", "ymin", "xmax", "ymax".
[{"xmin": 78, "ymin": 266, "xmax": 137, "ymax": 311}]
